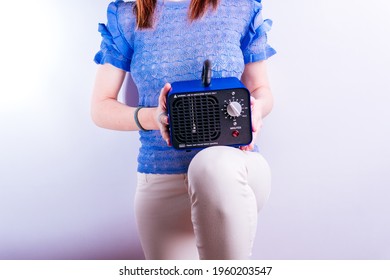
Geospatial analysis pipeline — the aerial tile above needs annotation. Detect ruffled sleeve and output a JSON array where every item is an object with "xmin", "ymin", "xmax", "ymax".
[
  {"xmin": 240, "ymin": 0, "xmax": 276, "ymax": 64},
  {"xmin": 94, "ymin": 1, "xmax": 134, "ymax": 72}
]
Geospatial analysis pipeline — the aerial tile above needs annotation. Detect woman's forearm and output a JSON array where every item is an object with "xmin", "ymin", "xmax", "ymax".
[
  {"xmin": 240, "ymin": 60, "xmax": 274, "ymax": 119},
  {"xmin": 91, "ymin": 64, "xmax": 159, "ymax": 131},
  {"xmin": 91, "ymin": 99, "xmax": 158, "ymax": 131}
]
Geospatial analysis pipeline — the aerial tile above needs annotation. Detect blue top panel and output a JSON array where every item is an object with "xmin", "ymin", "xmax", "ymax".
[{"xmin": 170, "ymin": 77, "xmax": 248, "ymax": 95}]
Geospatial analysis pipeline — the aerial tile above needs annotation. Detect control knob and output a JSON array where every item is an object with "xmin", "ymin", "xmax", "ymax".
[{"xmin": 226, "ymin": 101, "xmax": 242, "ymax": 117}]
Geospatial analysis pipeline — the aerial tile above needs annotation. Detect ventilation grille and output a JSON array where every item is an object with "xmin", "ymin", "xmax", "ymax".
[{"xmin": 170, "ymin": 95, "xmax": 221, "ymax": 145}]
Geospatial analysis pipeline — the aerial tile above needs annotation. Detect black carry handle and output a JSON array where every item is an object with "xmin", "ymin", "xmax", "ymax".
[{"xmin": 201, "ymin": 59, "xmax": 212, "ymax": 87}]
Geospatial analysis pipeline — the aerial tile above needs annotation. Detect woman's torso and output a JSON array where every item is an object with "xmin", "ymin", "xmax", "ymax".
[{"xmin": 117, "ymin": 0, "xmax": 257, "ymax": 174}]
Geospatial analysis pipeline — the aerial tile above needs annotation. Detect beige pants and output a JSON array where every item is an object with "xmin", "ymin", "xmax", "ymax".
[{"xmin": 134, "ymin": 146, "xmax": 271, "ymax": 260}]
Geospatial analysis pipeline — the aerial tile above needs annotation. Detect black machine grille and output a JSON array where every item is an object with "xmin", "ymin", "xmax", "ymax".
[{"xmin": 170, "ymin": 95, "xmax": 221, "ymax": 145}]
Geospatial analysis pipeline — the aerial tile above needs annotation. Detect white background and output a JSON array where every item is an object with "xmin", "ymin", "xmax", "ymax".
[{"xmin": 0, "ymin": 0, "xmax": 389, "ymax": 259}]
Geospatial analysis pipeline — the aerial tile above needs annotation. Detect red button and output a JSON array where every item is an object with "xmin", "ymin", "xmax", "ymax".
[{"xmin": 232, "ymin": 130, "xmax": 240, "ymax": 137}]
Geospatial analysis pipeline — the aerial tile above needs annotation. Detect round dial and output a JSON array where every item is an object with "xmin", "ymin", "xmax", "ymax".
[{"xmin": 226, "ymin": 101, "xmax": 242, "ymax": 117}]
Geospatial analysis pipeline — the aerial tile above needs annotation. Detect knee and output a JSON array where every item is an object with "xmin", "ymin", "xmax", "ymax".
[
  {"xmin": 187, "ymin": 146, "xmax": 246, "ymax": 198},
  {"xmin": 188, "ymin": 146, "xmax": 245, "ymax": 179}
]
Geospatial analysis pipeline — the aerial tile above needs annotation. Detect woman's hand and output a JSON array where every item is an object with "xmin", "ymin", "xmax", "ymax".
[
  {"xmin": 240, "ymin": 96, "xmax": 263, "ymax": 151},
  {"xmin": 239, "ymin": 60, "xmax": 273, "ymax": 151},
  {"xmin": 156, "ymin": 83, "xmax": 172, "ymax": 146}
]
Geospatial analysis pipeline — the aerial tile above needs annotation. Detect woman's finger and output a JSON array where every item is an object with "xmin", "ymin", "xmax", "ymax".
[
  {"xmin": 157, "ymin": 83, "xmax": 172, "ymax": 146},
  {"xmin": 158, "ymin": 83, "xmax": 171, "ymax": 109},
  {"xmin": 158, "ymin": 112, "xmax": 169, "ymax": 125}
]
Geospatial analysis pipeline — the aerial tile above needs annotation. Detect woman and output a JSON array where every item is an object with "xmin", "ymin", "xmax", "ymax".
[{"xmin": 92, "ymin": 0, "xmax": 275, "ymax": 259}]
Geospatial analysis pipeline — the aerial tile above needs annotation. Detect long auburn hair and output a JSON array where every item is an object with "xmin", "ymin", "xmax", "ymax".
[{"xmin": 134, "ymin": 0, "xmax": 220, "ymax": 29}]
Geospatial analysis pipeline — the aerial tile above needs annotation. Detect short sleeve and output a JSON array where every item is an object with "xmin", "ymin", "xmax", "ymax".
[
  {"xmin": 93, "ymin": 1, "xmax": 134, "ymax": 72},
  {"xmin": 240, "ymin": 0, "xmax": 276, "ymax": 64}
]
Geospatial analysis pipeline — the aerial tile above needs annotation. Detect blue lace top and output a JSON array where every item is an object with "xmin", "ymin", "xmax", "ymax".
[{"xmin": 94, "ymin": 0, "xmax": 276, "ymax": 174}]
